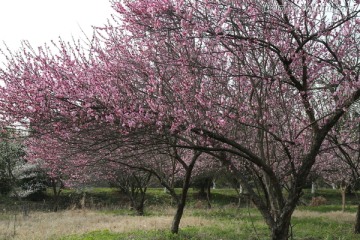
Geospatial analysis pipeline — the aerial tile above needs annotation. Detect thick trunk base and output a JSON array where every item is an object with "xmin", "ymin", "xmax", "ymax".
[
  {"xmin": 354, "ymin": 204, "xmax": 360, "ymax": 234},
  {"xmin": 271, "ymin": 218, "xmax": 291, "ymax": 240},
  {"xmin": 272, "ymin": 226, "xmax": 290, "ymax": 240},
  {"xmin": 171, "ymin": 203, "xmax": 185, "ymax": 234}
]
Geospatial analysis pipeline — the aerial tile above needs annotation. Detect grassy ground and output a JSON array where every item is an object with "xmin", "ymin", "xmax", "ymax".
[{"xmin": 0, "ymin": 188, "xmax": 359, "ymax": 239}]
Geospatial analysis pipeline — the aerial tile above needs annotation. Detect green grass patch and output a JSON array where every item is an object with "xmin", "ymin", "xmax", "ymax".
[
  {"xmin": 301, "ymin": 188, "xmax": 359, "ymax": 205},
  {"xmin": 297, "ymin": 204, "xmax": 358, "ymax": 213},
  {"xmin": 61, "ymin": 223, "xmax": 270, "ymax": 240},
  {"xmin": 61, "ymin": 206, "xmax": 360, "ymax": 240},
  {"xmin": 291, "ymin": 216, "xmax": 356, "ymax": 239},
  {"xmin": 3, "ymin": 187, "xmax": 360, "ymax": 239},
  {"xmin": 61, "ymin": 230, "xmax": 120, "ymax": 240}
]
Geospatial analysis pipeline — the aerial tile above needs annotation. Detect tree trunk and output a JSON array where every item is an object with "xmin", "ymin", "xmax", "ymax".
[
  {"xmin": 206, "ymin": 181, "xmax": 211, "ymax": 209},
  {"xmin": 354, "ymin": 204, "xmax": 360, "ymax": 234},
  {"xmin": 198, "ymin": 184, "xmax": 206, "ymax": 197},
  {"xmin": 340, "ymin": 180, "xmax": 348, "ymax": 212},
  {"xmin": 341, "ymin": 189, "xmax": 346, "ymax": 212},
  {"xmin": 129, "ymin": 193, "xmax": 146, "ymax": 216},
  {"xmin": 135, "ymin": 201, "xmax": 144, "ymax": 216},
  {"xmin": 271, "ymin": 222, "xmax": 290, "ymax": 240},
  {"xmin": 51, "ymin": 180, "xmax": 62, "ymax": 212},
  {"xmin": 170, "ymin": 154, "xmax": 199, "ymax": 234},
  {"xmin": 171, "ymin": 171, "xmax": 192, "ymax": 234},
  {"xmin": 135, "ymin": 188, "xmax": 147, "ymax": 216},
  {"xmin": 270, "ymin": 211, "xmax": 293, "ymax": 240},
  {"xmin": 53, "ymin": 196, "xmax": 59, "ymax": 212},
  {"xmin": 53, "ymin": 187, "xmax": 59, "ymax": 212},
  {"xmin": 171, "ymin": 198, "xmax": 186, "ymax": 234},
  {"xmin": 311, "ymin": 182, "xmax": 316, "ymax": 195}
]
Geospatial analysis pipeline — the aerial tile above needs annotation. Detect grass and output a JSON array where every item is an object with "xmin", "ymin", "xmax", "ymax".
[
  {"xmin": 1, "ymin": 206, "xmax": 358, "ymax": 240},
  {"xmin": 297, "ymin": 204, "xmax": 358, "ymax": 213},
  {"xmin": 0, "ymin": 209, "xmax": 213, "ymax": 240},
  {"xmin": 1, "ymin": 188, "xmax": 360, "ymax": 239},
  {"xmin": 59, "ymin": 207, "xmax": 359, "ymax": 240},
  {"xmin": 301, "ymin": 188, "xmax": 359, "ymax": 205}
]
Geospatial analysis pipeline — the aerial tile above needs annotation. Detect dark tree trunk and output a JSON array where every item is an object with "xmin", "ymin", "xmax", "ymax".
[
  {"xmin": 171, "ymin": 198, "xmax": 187, "ymax": 234},
  {"xmin": 206, "ymin": 179, "xmax": 212, "ymax": 209},
  {"xmin": 198, "ymin": 184, "xmax": 206, "ymax": 197},
  {"xmin": 270, "ymin": 209, "xmax": 293, "ymax": 240},
  {"xmin": 128, "ymin": 188, "xmax": 147, "ymax": 216},
  {"xmin": 171, "ymin": 152, "xmax": 200, "ymax": 234},
  {"xmin": 272, "ymin": 223, "xmax": 290, "ymax": 240},
  {"xmin": 171, "ymin": 170, "xmax": 192, "ymax": 234},
  {"xmin": 135, "ymin": 201, "xmax": 144, "ymax": 216},
  {"xmin": 354, "ymin": 204, "xmax": 360, "ymax": 234},
  {"xmin": 134, "ymin": 187, "xmax": 147, "ymax": 216},
  {"xmin": 51, "ymin": 179, "xmax": 63, "ymax": 212},
  {"xmin": 53, "ymin": 197, "xmax": 59, "ymax": 212},
  {"xmin": 120, "ymin": 171, "xmax": 151, "ymax": 216}
]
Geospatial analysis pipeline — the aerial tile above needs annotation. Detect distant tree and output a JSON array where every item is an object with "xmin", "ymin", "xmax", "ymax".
[
  {"xmin": 317, "ymin": 109, "xmax": 360, "ymax": 232},
  {"xmin": 0, "ymin": 129, "xmax": 25, "ymax": 196},
  {"xmin": 109, "ymin": 167, "xmax": 152, "ymax": 216},
  {"xmin": 0, "ymin": 128, "xmax": 47, "ymax": 202}
]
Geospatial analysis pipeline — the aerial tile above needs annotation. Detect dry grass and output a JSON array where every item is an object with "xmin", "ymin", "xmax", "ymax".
[
  {"xmin": 309, "ymin": 196, "xmax": 327, "ymax": 206},
  {"xmin": 293, "ymin": 210, "xmax": 356, "ymax": 223},
  {"xmin": 2, "ymin": 208, "xmax": 354, "ymax": 240},
  {"xmin": 0, "ymin": 210, "xmax": 213, "ymax": 240}
]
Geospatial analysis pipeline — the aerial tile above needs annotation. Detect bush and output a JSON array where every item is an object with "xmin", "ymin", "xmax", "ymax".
[{"xmin": 0, "ymin": 177, "xmax": 12, "ymax": 195}]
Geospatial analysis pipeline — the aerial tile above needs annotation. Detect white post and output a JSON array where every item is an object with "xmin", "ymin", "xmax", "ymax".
[
  {"xmin": 239, "ymin": 184, "xmax": 243, "ymax": 194},
  {"xmin": 331, "ymin": 183, "xmax": 336, "ymax": 189},
  {"xmin": 311, "ymin": 182, "xmax": 316, "ymax": 194},
  {"xmin": 212, "ymin": 180, "xmax": 216, "ymax": 189}
]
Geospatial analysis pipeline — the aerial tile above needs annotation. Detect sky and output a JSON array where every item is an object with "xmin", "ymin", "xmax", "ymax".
[{"xmin": 0, "ymin": 0, "xmax": 113, "ymax": 57}]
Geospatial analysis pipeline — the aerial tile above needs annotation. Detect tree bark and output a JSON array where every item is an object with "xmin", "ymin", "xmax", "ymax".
[
  {"xmin": 52, "ymin": 183, "xmax": 59, "ymax": 212},
  {"xmin": 206, "ymin": 181, "xmax": 211, "ymax": 209},
  {"xmin": 340, "ymin": 181, "xmax": 347, "ymax": 212},
  {"xmin": 341, "ymin": 189, "xmax": 346, "ymax": 212},
  {"xmin": 51, "ymin": 179, "xmax": 63, "ymax": 212},
  {"xmin": 171, "ymin": 169, "xmax": 192, "ymax": 234},
  {"xmin": 354, "ymin": 204, "xmax": 360, "ymax": 234},
  {"xmin": 135, "ymin": 201, "xmax": 144, "ymax": 216},
  {"xmin": 271, "ymin": 221, "xmax": 291, "ymax": 240},
  {"xmin": 170, "ymin": 153, "xmax": 199, "ymax": 234},
  {"xmin": 171, "ymin": 198, "xmax": 187, "ymax": 234}
]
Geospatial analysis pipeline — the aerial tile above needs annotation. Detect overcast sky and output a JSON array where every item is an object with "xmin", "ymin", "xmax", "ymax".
[{"xmin": 0, "ymin": 0, "xmax": 113, "ymax": 54}]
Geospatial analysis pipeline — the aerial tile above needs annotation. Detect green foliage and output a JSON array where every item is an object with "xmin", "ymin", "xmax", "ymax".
[{"xmin": 0, "ymin": 130, "xmax": 25, "ymax": 196}]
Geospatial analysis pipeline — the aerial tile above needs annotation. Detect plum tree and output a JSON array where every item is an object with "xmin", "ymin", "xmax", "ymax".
[{"xmin": 1, "ymin": 1, "xmax": 360, "ymax": 239}]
